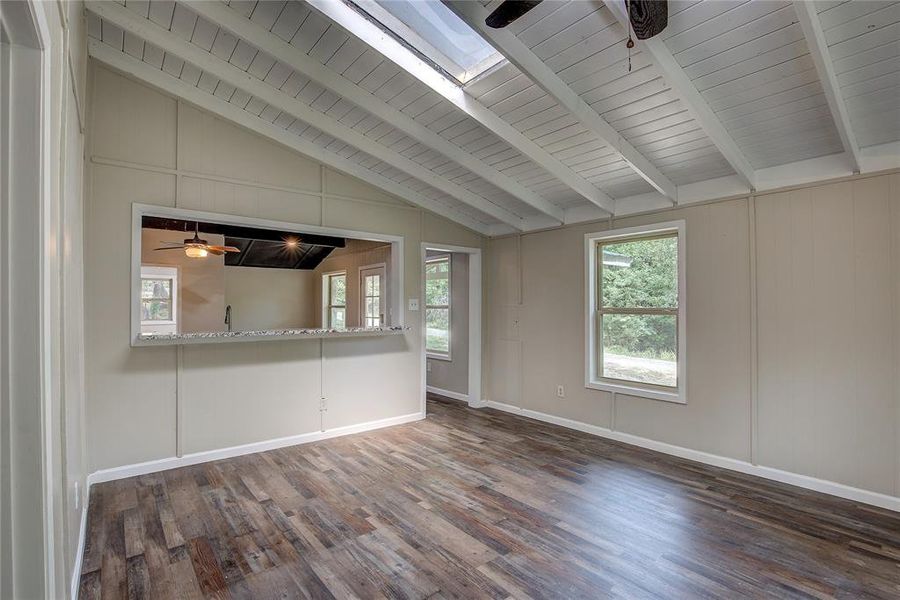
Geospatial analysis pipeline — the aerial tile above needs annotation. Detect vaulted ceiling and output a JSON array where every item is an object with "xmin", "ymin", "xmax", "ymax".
[{"xmin": 86, "ymin": 0, "xmax": 900, "ymax": 235}]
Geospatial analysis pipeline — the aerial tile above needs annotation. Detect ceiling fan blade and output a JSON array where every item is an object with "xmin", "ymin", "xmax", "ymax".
[
  {"xmin": 629, "ymin": 0, "xmax": 668, "ymax": 40},
  {"xmin": 207, "ymin": 248, "xmax": 225, "ymax": 256},
  {"xmin": 156, "ymin": 241, "xmax": 186, "ymax": 247},
  {"xmin": 206, "ymin": 245, "xmax": 241, "ymax": 253},
  {"xmin": 485, "ymin": 0, "xmax": 543, "ymax": 28},
  {"xmin": 152, "ymin": 246, "xmax": 186, "ymax": 251}
]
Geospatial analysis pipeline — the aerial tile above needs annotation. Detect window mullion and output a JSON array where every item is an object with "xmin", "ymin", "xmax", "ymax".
[{"xmin": 599, "ymin": 307, "xmax": 678, "ymax": 315}]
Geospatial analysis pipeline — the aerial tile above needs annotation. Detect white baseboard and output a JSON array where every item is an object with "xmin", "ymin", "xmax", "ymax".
[
  {"xmin": 425, "ymin": 385, "xmax": 469, "ymax": 403},
  {"xmin": 71, "ymin": 486, "xmax": 89, "ymax": 600},
  {"xmin": 87, "ymin": 412, "xmax": 423, "ymax": 486},
  {"xmin": 483, "ymin": 401, "xmax": 900, "ymax": 513}
]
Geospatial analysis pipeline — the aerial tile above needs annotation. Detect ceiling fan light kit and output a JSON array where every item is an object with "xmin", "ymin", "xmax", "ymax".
[
  {"xmin": 152, "ymin": 221, "xmax": 241, "ymax": 258},
  {"xmin": 184, "ymin": 246, "xmax": 209, "ymax": 259}
]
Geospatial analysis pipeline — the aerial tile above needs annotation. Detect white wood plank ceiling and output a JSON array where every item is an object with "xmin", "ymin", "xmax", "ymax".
[{"xmin": 86, "ymin": 0, "xmax": 900, "ymax": 235}]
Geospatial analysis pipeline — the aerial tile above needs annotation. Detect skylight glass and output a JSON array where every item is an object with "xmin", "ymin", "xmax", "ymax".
[{"xmin": 350, "ymin": 0, "xmax": 506, "ymax": 85}]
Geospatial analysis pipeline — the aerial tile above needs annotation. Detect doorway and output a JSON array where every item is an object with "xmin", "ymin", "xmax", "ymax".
[
  {"xmin": 420, "ymin": 243, "xmax": 482, "ymax": 415},
  {"xmin": 1, "ymin": 1, "xmax": 58, "ymax": 596}
]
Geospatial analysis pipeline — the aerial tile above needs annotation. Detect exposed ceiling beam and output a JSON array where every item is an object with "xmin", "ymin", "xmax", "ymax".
[
  {"xmin": 793, "ymin": 1, "xmax": 861, "ymax": 173},
  {"xmin": 185, "ymin": 0, "xmax": 566, "ymax": 224},
  {"xmin": 87, "ymin": 38, "xmax": 495, "ymax": 236},
  {"xmin": 447, "ymin": 0, "xmax": 677, "ymax": 202},
  {"xmin": 604, "ymin": 0, "xmax": 756, "ymax": 190},
  {"xmin": 306, "ymin": 0, "xmax": 615, "ymax": 215},
  {"xmin": 87, "ymin": 1, "xmax": 526, "ymax": 230}
]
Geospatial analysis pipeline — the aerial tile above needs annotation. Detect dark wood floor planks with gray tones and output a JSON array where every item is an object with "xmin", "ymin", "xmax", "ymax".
[{"xmin": 79, "ymin": 395, "xmax": 900, "ymax": 599}]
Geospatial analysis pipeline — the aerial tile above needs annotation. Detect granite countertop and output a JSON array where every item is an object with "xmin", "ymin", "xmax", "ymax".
[{"xmin": 135, "ymin": 326, "xmax": 408, "ymax": 346}]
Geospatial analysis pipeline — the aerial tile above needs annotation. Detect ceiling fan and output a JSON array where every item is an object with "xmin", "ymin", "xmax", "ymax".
[
  {"xmin": 153, "ymin": 222, "xmax": 241, "ymax": 258},
  {"xmin": 485, "ymin": 0, "xmax": 668, "ymax": 40}
]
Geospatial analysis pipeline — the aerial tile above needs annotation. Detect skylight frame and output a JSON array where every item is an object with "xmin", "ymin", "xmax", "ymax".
[{"xmin": 345, "ymin": 0, "xmax": 507, "ymax": 86}]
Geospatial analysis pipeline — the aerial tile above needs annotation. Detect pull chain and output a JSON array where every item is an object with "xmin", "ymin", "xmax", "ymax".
[{"xmin": 625, "ymin": 0, "xmax": 634, "ymax": 72}]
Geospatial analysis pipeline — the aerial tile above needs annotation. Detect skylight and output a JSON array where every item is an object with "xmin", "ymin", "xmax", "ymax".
[{"xmin": 349, "ymin": 0, "xmax": 506, "ymax": 85}]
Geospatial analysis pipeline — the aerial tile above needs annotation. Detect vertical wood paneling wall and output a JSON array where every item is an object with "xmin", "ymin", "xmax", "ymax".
[
  {"xmin": 84, "ymin": 64, "xmax": 482, "ymax": 471},
  {"xmin": 756, "ymin": 176, "xmax": 898, "ymax": 495},
  {"xmin": 485, "ymin": 172, "xmax": 900, "ymax": 499}
]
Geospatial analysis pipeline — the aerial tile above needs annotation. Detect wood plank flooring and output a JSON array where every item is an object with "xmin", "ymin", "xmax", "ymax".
[{"xmin": 79, "ymin": 396, "xmax": 900, "ymax": 599}]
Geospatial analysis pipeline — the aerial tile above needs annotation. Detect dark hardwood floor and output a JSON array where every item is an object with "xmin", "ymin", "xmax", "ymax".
[{"xmin": 79, "ymin": 395, "xmax": 900, "ymax": 599}]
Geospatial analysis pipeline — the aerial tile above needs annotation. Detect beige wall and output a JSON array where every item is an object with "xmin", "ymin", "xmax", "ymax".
[
  {"xmin": 484, "ymin": 171, "xmax": 900, "ymax": 499},
  {"xmin": 224, "ymin": 266, "xmax": 317, "ymax": 331},
  {"xmin": 141, "ymin": 228, "xmax": 226, "ymax": 333},
  {"xmin": 85, "ymin": 64, "xmax": 483, "ymax": 470},
  {"xmin": 313, "ymin": 240, "xmax": 393, "ymax": 328},
  {"xmin": 426, "ymin": 251, "xmax": 469, "ymax": 395},
  {"xmin": 755, "ymin": 176, "xmax": 899, "ymax": 494}
]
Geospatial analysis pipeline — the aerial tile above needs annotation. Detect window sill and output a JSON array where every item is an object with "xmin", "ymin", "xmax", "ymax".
[
  {"xmin": 426, "ymin": 353, "xmax": 452, "ymax": 362},
  {"xmin": 586, "ymin": 380, "xmax": 685, "ymax": 405}
]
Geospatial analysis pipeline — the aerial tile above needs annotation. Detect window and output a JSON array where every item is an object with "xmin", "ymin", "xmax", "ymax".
[
  {"xmin": 360, "ymin": 264, "xmax": 386, "ymax": 327},
  {"xmin": 141, "ymin": 278, "xmax": 173, "ymax": 321},
  {"xmin": 349, "ymin": 0, "xmax": 505, "ymax": 84},
  {"xmin": 425, "ymin": 255, "xmax": 451, "ymax": 358},
  {"xmin": 324, "ymin": 271, "xmax": 347, "ymax": 329},
  {"xmin": 140, "ymin": 265, "xmax": 177, "ymax": 334},
  {"xmin": 585, "ymin": 222, "xmax": 685, "ymax": 403}
]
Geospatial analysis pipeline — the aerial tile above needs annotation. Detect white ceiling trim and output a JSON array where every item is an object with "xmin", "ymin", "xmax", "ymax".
[
  {"xmin": 87, "ymin": 1, "xmax": 527, "ymax": 230},
  {"xmin": 305, "ymin": 0, "xmax": 616, "ymax": 215},
  {"xmin": 185, "ymin": 0, "xmax": 566, "ymax": 224},
  {"xmin": 604, "ymin": 0, "xmax": 756, "ymax": 190},
  {"xmin": 87, "ymin": 38, "xmax": 497, "ymax": 236},
  {"xmin": 793, "ymin": 1, "xmax": 862, "ymax": 173},
  {"xmin": 447, "ymin": 0, "xmax": 678, "ymax": 203}
]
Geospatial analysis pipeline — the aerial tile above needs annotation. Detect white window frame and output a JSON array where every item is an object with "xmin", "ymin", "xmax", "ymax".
[
  {"xmin": 359, "ymin": 262, "xmax": 387, "ymax": 328},
  {"xmin": 322, "ymin": 270, "xmax": 347, "ymax": 329},
  {"xmin": 140, "ymin": 265, "xmax": 178, "ymax": 328},
  {"xmin": 585, "ymin": 221, "xmax": 686, "ymax": 404},
  {"xmin": 425, "ymin": 255, "xmax": 451, "ymax": 361}
]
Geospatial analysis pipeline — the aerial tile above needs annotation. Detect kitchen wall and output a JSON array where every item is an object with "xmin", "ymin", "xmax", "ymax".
[
  {"xmin": 224, "ymin": 266, "xmax": 317, "ymax": 331},
  {"xmin": 85, "ymin": 63, "xmax": 483, "ymax": 470},
  {"xmin": 484, "ymin": 171, "xmax": 900, "ymax": 501},
  {"xmin": 426, "ymin": 251, "xmax": 469, "ymax": 396}
]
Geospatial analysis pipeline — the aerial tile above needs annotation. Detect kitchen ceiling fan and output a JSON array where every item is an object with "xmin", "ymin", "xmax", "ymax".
[
  {"xmin": 153, "ymin": 222, "xmax": 240, "ymax": 258},
  {"xmin": 485, "ymin": 0, "xmax": 668, "ymax": 39}
]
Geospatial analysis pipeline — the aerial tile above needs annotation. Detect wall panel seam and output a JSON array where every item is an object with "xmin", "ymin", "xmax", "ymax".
[
  {"xmin": 749, "ymin": 194, "xmax": 759, "ymax": 465},
  {"xmin": 88, "ymin": 156, "xmax": 421, "ymax": 211}
]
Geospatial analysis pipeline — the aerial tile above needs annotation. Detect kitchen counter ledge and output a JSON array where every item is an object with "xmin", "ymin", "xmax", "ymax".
[{"xmin": 134, "ymin": 326, "xmax": 408, "ymax": 346}]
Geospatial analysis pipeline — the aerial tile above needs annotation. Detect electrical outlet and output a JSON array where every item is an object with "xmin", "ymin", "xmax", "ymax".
[
  {"xmin": 408, "ymin": 298, "xmax": 419, "ymax": 311},
  {"xmin": 556, "ymin": 385, "xmax": 565, "ymax": 398},
  {"xmin": 320, "ymin": 397, "xmax": 328, "ymax": 412}
]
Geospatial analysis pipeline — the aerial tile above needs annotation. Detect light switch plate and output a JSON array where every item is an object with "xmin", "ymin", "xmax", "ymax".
[{"xmin": 408, "ymin": 298, "xmax": 419, "ymax": 311}]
